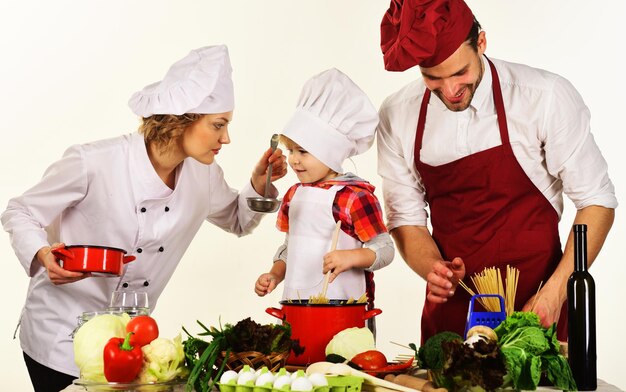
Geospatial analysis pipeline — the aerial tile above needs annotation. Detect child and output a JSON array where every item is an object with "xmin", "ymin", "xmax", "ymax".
[{"xmin": 255, "ymin": 68, "xmax": 394, "ymax": 306}]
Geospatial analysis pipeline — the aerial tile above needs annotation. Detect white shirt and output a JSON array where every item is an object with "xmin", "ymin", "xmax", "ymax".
[
  {"xmin": 377, "ymin": 56, "xmax": 617, "ymax": 230},
  {"xmin": 1, "ymin": 132, "xmax": 269, "ymax": 376}
]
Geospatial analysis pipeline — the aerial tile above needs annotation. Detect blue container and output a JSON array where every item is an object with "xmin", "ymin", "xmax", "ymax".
[{"xmin": 464, "ymin": 294, "xmax": 506, "ymax": 338}]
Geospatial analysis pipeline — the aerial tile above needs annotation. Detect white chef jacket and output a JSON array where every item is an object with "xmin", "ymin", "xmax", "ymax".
[
  {"xmin": 377, "ymin": 56, "xmax": 617, "ymax": 230},
  {"xmin": 1, "ymin": 132, "xmax": 271, "ymax": 376}
]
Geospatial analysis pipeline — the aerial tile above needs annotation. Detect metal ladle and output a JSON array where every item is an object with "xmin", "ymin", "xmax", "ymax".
[{"xmin": 246, "ymin": 133, "xmax": 281, "ymax": 213}]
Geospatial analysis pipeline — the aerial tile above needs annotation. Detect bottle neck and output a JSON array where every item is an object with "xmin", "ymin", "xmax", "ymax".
[{"xmin": 573, "ymin": 225, "xmax": 588, "ymax": 272}]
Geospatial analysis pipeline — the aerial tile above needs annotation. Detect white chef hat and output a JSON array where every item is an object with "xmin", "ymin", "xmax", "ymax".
[
  {"xmin": 128, "ymin": 45, "xmax": 234, "ymax": 117},
  {"xmin": 282, "ymin": 68, "xmax": 379, "ymax": 174}
]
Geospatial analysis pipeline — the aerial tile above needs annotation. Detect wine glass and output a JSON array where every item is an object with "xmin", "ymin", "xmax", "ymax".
[{"xmin": 107, "ymin": 290, "xmax": 150, "ymax": 317}]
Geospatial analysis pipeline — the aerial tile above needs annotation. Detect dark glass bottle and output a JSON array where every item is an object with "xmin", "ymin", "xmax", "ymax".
[{"xmin": 567, "ymin": 224, "xmax": 597, "ymax": 390}]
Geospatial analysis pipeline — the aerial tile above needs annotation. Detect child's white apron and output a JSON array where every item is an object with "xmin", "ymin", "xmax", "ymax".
[{"xmin": 283, "ymin": 185, "xmax": 365, "ymax": 300}]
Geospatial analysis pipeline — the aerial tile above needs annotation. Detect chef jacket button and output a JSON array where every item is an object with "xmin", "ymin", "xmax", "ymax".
[
  {"xmin": 143, "ymin": 281, "xmax": 149, "ymax": 287},
  {"xmin": 140, "ymin": 207, "xmax": 147, "ymax": 213},
  {"xmin": 122, "ymin": 282, "xmax": 129, "ymax": 288},
  {"xmin": 165, "ymin": 206, "xmax": 170, "ymax": 212},
  {"xmin": 137, "ymin": 248, "xmax": 143, "ymax": 253},
  {"xmin": 158, "ymin": 246, "xmax": 164, "ymax": 252}
]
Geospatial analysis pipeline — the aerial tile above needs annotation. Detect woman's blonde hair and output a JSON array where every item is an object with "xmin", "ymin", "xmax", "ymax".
[{"xmin": 138, "ymin": 114, "xmax": 204, "ymax": 153}]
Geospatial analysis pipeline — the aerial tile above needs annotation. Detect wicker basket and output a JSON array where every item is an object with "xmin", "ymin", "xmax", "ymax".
[{"xmin": 217, "ymin": 351, "xmax": 289, "ymax": 373}]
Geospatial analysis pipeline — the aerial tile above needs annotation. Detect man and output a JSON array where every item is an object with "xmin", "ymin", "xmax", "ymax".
[{"xmin": 376, "ymin": 0, "xmax": 616, "ymax": 342}]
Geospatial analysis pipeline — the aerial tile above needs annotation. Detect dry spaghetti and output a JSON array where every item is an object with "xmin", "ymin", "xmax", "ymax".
[
  {"xmin": 459, "ymin": 265, "xmax": 519, "ymax": 316},
  {"xmin": 308, "ymin": 292, "xmax": 368, "ymax": 305}
]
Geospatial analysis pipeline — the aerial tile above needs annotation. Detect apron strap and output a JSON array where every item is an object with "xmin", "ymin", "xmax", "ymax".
[
  {"xmin": 414, "ymin": 56, "xmax": 511, "ymax": 167},
  {"xmin": 414, "ymin": 89, "xmax": 431, "ymax": 162},
  {"xmin": 485, "ymin": 57, "xmax": 511, "ymax": 148}
]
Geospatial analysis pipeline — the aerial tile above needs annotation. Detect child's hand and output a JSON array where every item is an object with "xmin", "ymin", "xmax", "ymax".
[
  {"xmin": 323, "ymin": 248, "xmax": 376, "ymax": 283},
  {"xmin": 255, "ymin": 273, "xmax": 280, "ymax": 296},
  {"xmin": 322, "ymin": 250, "xmax": 357, "ymax": 283}
]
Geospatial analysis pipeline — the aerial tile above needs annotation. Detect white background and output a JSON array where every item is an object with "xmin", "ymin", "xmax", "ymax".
[{"xmin": 1, "ymin": 1, "xmax": 624, "ymax": 390}]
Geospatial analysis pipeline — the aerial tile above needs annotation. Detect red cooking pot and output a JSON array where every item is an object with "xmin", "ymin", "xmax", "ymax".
[
  {"xmin": 51, "ymin": 245, "xmax": 136, "ymax": 276},
  {"xmin": 266, "ymin": 299, "xmax": 382, "ymax": 366}
]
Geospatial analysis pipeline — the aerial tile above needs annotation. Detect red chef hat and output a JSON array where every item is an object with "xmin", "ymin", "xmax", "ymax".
[{"xmin": 381, "ymin": 0, "xmax": 475, "ymax": 71}]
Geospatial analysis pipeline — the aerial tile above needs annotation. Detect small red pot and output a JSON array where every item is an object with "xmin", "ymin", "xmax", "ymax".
[
  {"xmin": 52, "ymin": 245, "xmax": 136, "ymax": 276},
  {"xmin": 266, "ymin": 300, "xmax": 382, "ymax": 366}
]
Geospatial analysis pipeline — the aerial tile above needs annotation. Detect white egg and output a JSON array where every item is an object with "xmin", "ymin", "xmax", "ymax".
[
  {"xmin": 307, "ymin": 373, "xmax": 328, "ymax": 387},
  {"xmin": 238, "ymin": 365, "xmax": 254, "ymax": 375},
  {"xmin": 255, "ymin": 366, "xmax": 269, "ymax": 376},
  {"xmin": 219, "ymin": 370, "xmax": 239, "ymax": 384},
  {"xmin": 237, "ymin": 371, "xmax": 257, "ymax": 385},
  {"xmin": 290, "ymin": 370, "xmax": 306, "ymax": 379},
  {"xmin": 291, "ymin": 377, "xmax": 314, "ymax": 391},
  {"xmin": 273, "ymin": 375, "xmax": 292, "ymax": 389},
  {"xmin": 255, "ymin": 372, "xmax": 276, "ymax": 386}
]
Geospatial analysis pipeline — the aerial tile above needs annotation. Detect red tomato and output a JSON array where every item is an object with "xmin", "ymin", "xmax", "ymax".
[
  {"xmin": 351, "ymin": 350, "xmax": 388, "ymax": 370},
  {"xmin": 126, "ymin": 315, "xmax": 159, "ymax": 347}
]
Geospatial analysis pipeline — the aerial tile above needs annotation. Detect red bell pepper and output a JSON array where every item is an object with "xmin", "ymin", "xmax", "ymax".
[{"xmin": 103, "ymin": 332, "xmax": 143, "ymax": 383}]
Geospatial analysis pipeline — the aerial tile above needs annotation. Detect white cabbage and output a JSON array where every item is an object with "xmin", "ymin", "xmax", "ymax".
[
  {"xmin": 325, "ymin": 327, "xmax": 375, "ymax": 361},
  {"xmin": 73, "ymin": 313, "xmax": 130, "ymax": 381}
]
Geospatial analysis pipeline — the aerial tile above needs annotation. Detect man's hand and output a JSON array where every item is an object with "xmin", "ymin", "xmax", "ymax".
[
  {"xmin": 522, "ymin": 281, "xmax": 565, "ymax": 328},
  {"xmin": 426, "ymin": 257, "xmax": 465, "ymax": 303},
  {"xmin": 36, "ymin": 243, "xmax": 91, "ymax": 285},
  {"xmin": 519, "ymin": 205, "xmax": 614, "ymax": 328}
]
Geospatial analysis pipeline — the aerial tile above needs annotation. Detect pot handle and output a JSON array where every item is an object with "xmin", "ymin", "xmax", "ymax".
[
  {"xmin": 51, "ymin": 247, "xmax": 74, "ymax": 260},
  {"xmin": 363, "ymin": 308, "xmax": 382, "ymax": 320},
  {"xmin": 265, "ymin": 307, "xmax": 285, "ymax": 321},
  {"xmin": 123, "ymin": 255, "xmax": 136, "ymax": 264}
]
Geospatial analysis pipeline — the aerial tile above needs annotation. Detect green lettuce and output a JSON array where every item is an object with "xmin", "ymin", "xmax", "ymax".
[{"xmin": 495, "ymin": 312, "xmax": 577, "ymax": 391}]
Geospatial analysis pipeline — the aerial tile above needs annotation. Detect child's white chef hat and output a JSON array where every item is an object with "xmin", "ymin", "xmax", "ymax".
[
  {"xmin": 282, "ymin": 68, "xmax": 379, "ymax": 174},
  {"xmin": 128, "ymin": 45, "xmax": 234, "ymax": 117}
]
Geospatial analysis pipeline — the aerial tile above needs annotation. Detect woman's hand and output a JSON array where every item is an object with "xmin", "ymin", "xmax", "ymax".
[
  {"xmin": 36, "ymin": 243, "xmax": 91, "ymax": 285},
  {"xmin": 255, "ymin": 273, "xmax": 280, "ymax": 296},
  {"xmin": 426, "ymin": 257, "xmax": 465, "ymax": 303},
  {"xmin": 251, "ymin": 147, "xmax": 287, "ymax": 196}
]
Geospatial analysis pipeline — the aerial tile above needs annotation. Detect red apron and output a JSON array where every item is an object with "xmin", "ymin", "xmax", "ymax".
[{"xmin": 414, "ymin": 58, "xmax": 567, "ymax": 342}]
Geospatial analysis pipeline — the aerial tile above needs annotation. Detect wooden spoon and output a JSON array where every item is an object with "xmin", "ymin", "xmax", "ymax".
[
  {"xmin": 320, "ymin": 220, "xmax": 342, "ymax": 298},
  {"xmin": 386, "ymin": 374, "xmax": 448, "ymax": 392},
  {"xmin": 306, "ymin": 362, "xmax": 420, "ymax": 392}
]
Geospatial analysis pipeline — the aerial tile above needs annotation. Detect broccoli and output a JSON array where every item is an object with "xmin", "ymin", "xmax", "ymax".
[{"xmin": 416, "ymin": 331, "xmax": 463, "ymax": 370}]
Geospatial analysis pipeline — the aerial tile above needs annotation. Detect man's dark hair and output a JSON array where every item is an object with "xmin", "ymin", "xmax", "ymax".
[{"xmin": 466, "ymin": 18, "xmax": 482, "ymax": 51}]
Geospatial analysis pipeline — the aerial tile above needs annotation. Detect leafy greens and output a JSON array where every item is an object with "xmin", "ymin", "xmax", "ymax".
[
  {"xmin": 412, "ymin": 312, "xmax": 577, "ymax": 391},
  {"xmin": 495, "ymin": 311, "xmax": 577, "ymax": 391},
  {"xmin": 182, "ymin": 317, "xmax": 303, "ymax": 392}
]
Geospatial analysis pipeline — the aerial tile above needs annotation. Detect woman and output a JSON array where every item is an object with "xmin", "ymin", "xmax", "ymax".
[{"xmin": 1, "ymin": 44, "xmax": 287, "ymax": 392}]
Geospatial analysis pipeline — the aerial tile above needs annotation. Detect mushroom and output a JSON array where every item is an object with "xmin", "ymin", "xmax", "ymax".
[{"xmin": 465, "ymin": 325, "xmax": 498, "ymax": 346}]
